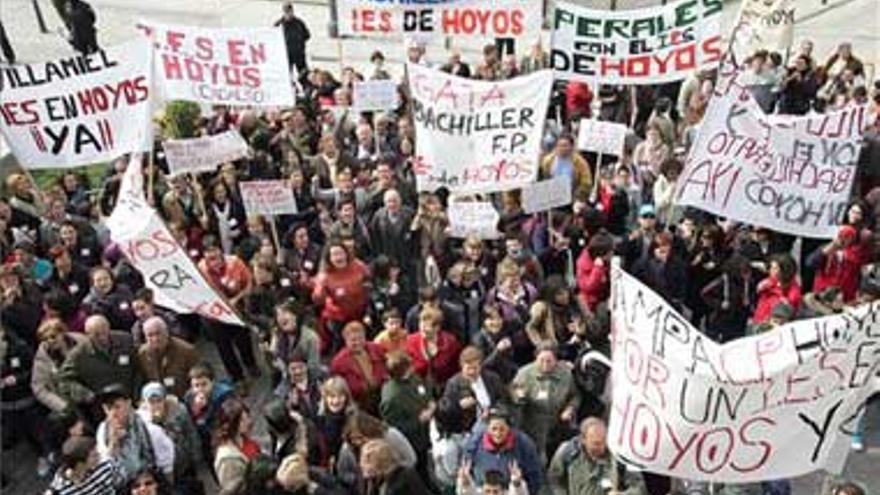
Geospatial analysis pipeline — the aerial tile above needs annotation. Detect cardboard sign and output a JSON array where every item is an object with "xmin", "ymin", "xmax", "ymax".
[
  {"xmin": 609, "ymin": 262, "xmax": 879, "ymax": 482},
  {"xmin": 139, "ymin": 22, "xmax": 294, "ymax": 107},
  {"xmin": 447, "ymin": 201, "xmax": 500, "ymax": 240},
  {"xmin": 353, "ymin": 80, "xmax": 399, "ymax": 112},
  {"xmin": 731, "ymin": 0, "xmax": 795, "ymax": 64},
  {"xmin": 522, "ymin": 176, "xmax": 573, "ymax": 214},
  {"xmin": 675, "ymin": 74, "xmax": 866, "ymax": 238},
  {"xmin": 0, "ymin": 40, "xmax": 153, "ymax": 168},
  {"xmin": 577, "ymin": 119, "xmax": 628, "ymax": 156},
  {"xmin": 164, "ymin": 130, "xmax": 249, "ymax": 176},
  {"xmin": 107, "ymin": 155, "xmax": 244, "ymax": 326},
  {"xmin": 551, "ymin": 0, "xmax": 723, "ymax": 84},
  {"xmin": 409, "ymin": 65, "xmax": 553, "ymax": 194},
  {"xmin": 240, "ymin": 180, "xmax": 297, "ymax": 216},
  {"xmin": 336, "ymin": 0, "xmax": 542, "ymax": 40}
]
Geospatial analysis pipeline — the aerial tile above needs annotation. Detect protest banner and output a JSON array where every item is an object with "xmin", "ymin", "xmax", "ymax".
[
  {"xmin": 336, "ymin": 0, "xmax": 542, "ymax": 40},
  {"xmin": 609, "ymin": 262, "xmax": 880, "ymax": 482},
  {"xmin": 577, "ymin": 118, "xmax": 628, "ymax": 156},
  {"xmin": 522, "ymin": 176, "xmax": 572, "ymax": 214},
  {"xmin": 353, "ymin": 80, "xmax": 399, "ymax": 112},
  {"xmin": 447, "ymin": 201, "xmax": 500, "ymax": 240},
  {"xmin": 551, "ymin": 0, "xmax": 723, "ymax": 84},
  {"xmin": 675, "ymin": 75, "xmax": 866, "ymax": 238},
  {"xmin": 731, "ymin": 0, "xmax": 795, "ymax": 65},
  {"xmin": 409, "ymin": 65, "xmax": 552, "ymax": 194},
  {"xmin": 107, "ymin": 155, "xmax": 244, "ymax": 326},
  {"xmin": 0, "ymin": 40, "xmax": 153, "ymax": 169},
  {"xmin": 138, "ymin": 22, "xmax": 294, "ymax": 107},
  {"xmin": 164, "ymin": 130, "xmax": 249, "ymax": 176},
  {"xmin": 240, "ymin": 180, "xmax": 298, "ymax": 217}
]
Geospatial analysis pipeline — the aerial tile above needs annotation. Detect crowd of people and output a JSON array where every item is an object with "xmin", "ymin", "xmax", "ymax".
[{"xmin": 1, "ymin": 1, "xmax": 879, "ymax": 495}]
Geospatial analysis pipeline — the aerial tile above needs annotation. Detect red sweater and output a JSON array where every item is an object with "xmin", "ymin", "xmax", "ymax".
[
  {"xmin": 576, "ymin": 250, "xmax": 608, "ymax": 310},
  {"xmin": 812, "ymin": 245, "xmax": 864, "ymax": 302},
  {"xmin": 313, "ymin": 261, "xmax": 369, "ymax": 322},
  {"xmin": 752, "ymin": 277, "xmax": 802, "ymax": 324},
  {"xmin": 330, "ymin": 343, "xmax": 387, "ymax": 407},
  {"xmin": 405, "ymin": 331, "xmax": 462, "ymax": 385}
]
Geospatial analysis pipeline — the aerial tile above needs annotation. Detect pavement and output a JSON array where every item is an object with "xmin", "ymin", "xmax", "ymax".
[{"xmin": 0, "ymin": 0, "xmax": 879, "ymax": 493}]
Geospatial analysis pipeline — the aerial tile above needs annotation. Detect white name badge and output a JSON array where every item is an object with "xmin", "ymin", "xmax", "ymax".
[
  {"xmin": 304, "ymin": 261, "xmax": 314, "ymax": 271},
  {"xmin": 163, "ymin": 377, "xmax": 175, "ymax": 388},
  {"xmin": 81, "ymin": 248, "xmax": 91, "ymax": 257},
  {"xmin": 119, "ymin": 302, "xmax": 130, "ymax": 311},
  {"xmin": 280, "ymin": 278, "xmax": 291, "ymax": 287},
  {"xmin": 118, "ymin": 355, "xmax": 130, "ymax": 366},
  {"xmin": 68, "ymin": 284, "xmax": 79, "ymax": 294},
  {"xmin": 536, "ymin": 389, "xmax": 549, "ymax": 401},
  {"xmin": 10, "ymin": 357, "xmax": 20, "ymax": 369}
]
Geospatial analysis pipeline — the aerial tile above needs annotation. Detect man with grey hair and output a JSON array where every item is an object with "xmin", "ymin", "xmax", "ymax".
[
  {"xmin": 369, "ymin": 188, "xmax": 416, "ymax": 270},
  {"xmin": 548, "ymin": 417, "xmax": 646, "ymax": 495},
  {"xmin": 60, "ymin": 314, "xmax": 140, "ymax": 405},
  {"xmin": 136, "ymin": 316, "xmax": 197, "ymax": 399}
]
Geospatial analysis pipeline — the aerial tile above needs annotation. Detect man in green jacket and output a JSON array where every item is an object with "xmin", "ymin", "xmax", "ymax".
[
  {"xmin": 512, "ymin": 343, "xmax": 580, "ymax": 464},
  {"xmin": 548, "ymin": 418, "xmax": 646, "ymax": 495}
]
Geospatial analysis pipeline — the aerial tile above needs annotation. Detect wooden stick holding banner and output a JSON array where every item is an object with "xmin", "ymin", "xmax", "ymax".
[{"xmin": 269, "ymin": 215, "xmax": 282, "ymax": 255}]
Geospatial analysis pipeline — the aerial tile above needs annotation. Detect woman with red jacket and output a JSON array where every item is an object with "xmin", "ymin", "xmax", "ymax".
[
  {"xmin": 313, "ymin": 241, "xmax": 370, "ymax": 354},
  {"xmin": 575, "ymin": 232, "xmax": 614, "ymax": 311},
  {"xmin": 406, "ymin": 306, "xmax": 461, "ymax": 391},
  {"xmin": 752, "ymin": 254, "xmax": 802, "ymax": 324},
  {"xmin": 809, "ymin": 225, "xmax": 867, "ymax": 303}
]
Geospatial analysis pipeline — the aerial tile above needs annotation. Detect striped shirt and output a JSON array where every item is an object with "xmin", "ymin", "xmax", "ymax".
[{"xmin": 45, "ymin": 460, "xmax": 120, "ymax": 495}]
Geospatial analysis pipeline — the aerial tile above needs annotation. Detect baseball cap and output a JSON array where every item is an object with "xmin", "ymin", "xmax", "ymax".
[{"xmin": 140, "ymin": 382, "xmax": 167, "ymax": 401}]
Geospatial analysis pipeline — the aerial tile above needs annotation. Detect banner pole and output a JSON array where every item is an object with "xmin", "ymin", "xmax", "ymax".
[
  {"xmin": 269, "ymin": 215, "xmax": 281, "ymax": 255},
  {"xmin": 147, "ymin": 146, "xmax": 156, "ymax": 206}
]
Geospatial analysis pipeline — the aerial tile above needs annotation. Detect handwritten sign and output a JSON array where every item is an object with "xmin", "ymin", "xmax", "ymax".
[
  {"xmin": 609, "ymin": 262, "xmax": 879, "ymax": 482},
  {"xmin": 164, "ymin": 130, "xmax": 249, "ymax": 176},
  {"xmin": 336, "ymin": 0, "xmax": 542, "ymax": 40},
  {"xmin": 353, "ymin": 80, "xmax": 399, "ymax": 112},
  {"xmin": 139, "ymin": 22, "xmax": 294, "ymax": 107},
  {"xmin": 447, "ymin": 201, "xmax": 500, "ymax": 240},
  {"xmin": 551, "ymin": 0, "xmax": 723, "ymax": 84},
  {"xmin": 0, "ymin": 40, "xmax": 153, "ymax": 168},
  {"xmin": 675, "ymin": 74, "xmax": 866, "ymax": 238},
  {"xmin": 107, "ymin": 155, "xmax": 244, "ymax": 326},
  {"xmin": 409, "ymin": 64, "xmax": 552, "ymax": 194},
  {"xmin": 240, "ymin": 180, "xmax": 297, "ymax": 216},
  {"xmin": 731, "ymin": 0, "xmax": 795, "ymax": 64},
  {"xmin": 522, "ymin": 176, "xmax": 573, "ymax": 214},
  {"xmin": 577, "ymin": 119, "xmax": 628, "ymax": 156}
]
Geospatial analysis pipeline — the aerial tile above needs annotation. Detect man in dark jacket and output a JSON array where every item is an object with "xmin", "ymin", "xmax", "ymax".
[
  {"xmin": 66, "ymin": 0, "xmax": 98, "ymax": 54},
  {"xmin": 438, "ymin": 346, "xmax": 510, "ymax": 434},
  {"xmin": 275, "ymin": 1, "xmax": 310, "ymax": 78}
]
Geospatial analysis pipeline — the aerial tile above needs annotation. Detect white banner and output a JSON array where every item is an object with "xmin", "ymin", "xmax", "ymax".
[
  {"xmin": 240, "ymin": 180, "xmax": 297, "ymax": 216},
  {"xmin": 107, "ymin": 155, "xmax": 244, "ymax": 326},
  {"xmin": 551, "ymin": 0, "xmax": 723, "ymax": 84},
  {"xmin": 675, "ymin": 75, "xmax": 866, "ymax": 238},
  {"xmin": 447, "ymin": 201, "xmax": 500, "ymax": 240},
  {"xmin": 577, "ymin": 119, "xmax": 628, "ymax": 156},
  {"xmin": 609, "ymin": 262, "xmax": 879, "ymax": 483},
  {"xmin": 409, "ymin": 65, "xmax": 552, "ymax": 194},
  {"xmin": 353, "ymin": 80, "xmax": 399, "ymax": 112},
  {"xmin": 522, "ymin": 176, "xmax": 572, "ymax": 214},
  {"xmin": 0, "ymin": 40, "xmax": 153, "ymax": 169},
  {"xmin": 731, "ymin": 0, "xmax": 795, "ymax": 64},
  {"xmin": 164, "ymin": 130, "xmax": 249, "ymax": 176},
  {"xmin": 139, "ymin": 22, "xmax": 294, "ymax": 107},
  {"xmin": 336, "ymin": 0, "xmax": 543, "ymax": 40}
]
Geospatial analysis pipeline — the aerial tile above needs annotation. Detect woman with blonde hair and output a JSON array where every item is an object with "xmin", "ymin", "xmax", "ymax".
[
  {"xmin": 32, "ymin": 318, "xmax": 90, "ymax": 414},
  {"xmin": 360, "ymin": 438, "xmax": 427, "ymax": 495},
  {"xmin": 315, "ymin": 376, "xmax": 356, "ymax": 467}
]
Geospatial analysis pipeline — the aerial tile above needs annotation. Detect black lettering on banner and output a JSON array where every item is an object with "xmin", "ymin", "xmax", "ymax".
[
  {"xmin": 149, "ymin": 263, "xmax": 197, "ymax": 290},
  {"xmin": 797, "ymin": 399, "xmax": 843, "ymax": 463}
]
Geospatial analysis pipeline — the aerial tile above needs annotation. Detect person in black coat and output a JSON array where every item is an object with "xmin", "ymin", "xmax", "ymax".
[
  {"xmin": 275, "ymin": 1, "xmax": 311, "ymax": 78},
  {"xmin": 437, "ymin": 347, "xmax": 511, "ymax": 435},
  {"xmin": 66, "ymin": 0, "xmax": 99, "ymax": 55},
  {"xmin": 632, "ymin": 232, "xmax": 688, "ymax": 310}
]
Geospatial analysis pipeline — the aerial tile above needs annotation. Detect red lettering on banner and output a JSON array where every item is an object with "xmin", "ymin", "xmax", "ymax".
[
  {"xmin": 630, "ymin": 403, "xmax": 661, "ymax": 461},
  {"xmin": 165, "ymin": 31, "xmax": 185, "ymax": 52},
  {"xmin": 195, "ymin": 37, "xmax": 213, "ymax": 61},
  {"xmin": 162, "ymin": 54, "xmax": 183, "ymax": 80},
  {"xmin": 440, "ymin": 9, "xmax": 523, "ymax": 36},
  {"xmin": 351, "ymin": 9, "xmax": 392, "ymax": 33},
  {"xmin": 730, "ymin": 417, "xmax": 775, "ymax": 473},
  {"xmin": 123, "ymin": 229, "xmax": 179, "ymax": 263},
  {"xmin": 0, "ymin": 100, "xmax": 40, "ymax": 126},
  {"xmin": 227, "ymin": 40, "xmax": 246, "ymax": 66},
  {"xmin": 695, "ymin": 427, "xmax": 734, "ymax": 474}
]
